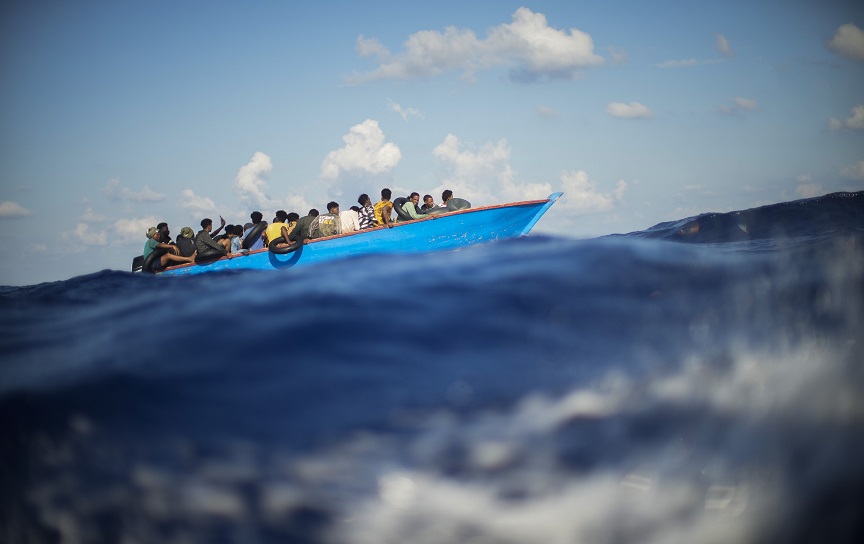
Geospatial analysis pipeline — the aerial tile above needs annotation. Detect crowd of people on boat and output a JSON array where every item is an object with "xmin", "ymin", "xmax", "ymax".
[{"xmin": 140, "ymin": 188, "xmax": 461, "ymax": 271}]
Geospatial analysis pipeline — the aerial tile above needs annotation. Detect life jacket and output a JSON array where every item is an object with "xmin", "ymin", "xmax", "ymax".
[{"xmin": 309, "ymin": 214, "xmax": 342, "ymax": 239}]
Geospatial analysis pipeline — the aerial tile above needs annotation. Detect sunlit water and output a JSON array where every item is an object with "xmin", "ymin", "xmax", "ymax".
[{"xmin": 1, "ymin": 192, "xmax": 862, "ymax": 543}]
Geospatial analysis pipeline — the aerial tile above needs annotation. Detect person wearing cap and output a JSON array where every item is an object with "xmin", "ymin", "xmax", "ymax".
[
  {"xmin": 174, "ymin": 226, "xmax": 197, "ymax": 257},
  {"xmin": 143, "ymin": 227, "xmax": 195, "ymax": 270}
]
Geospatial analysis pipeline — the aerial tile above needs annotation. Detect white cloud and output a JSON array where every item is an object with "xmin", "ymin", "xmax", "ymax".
[
  {"xmin": 796, "ymin": 183, "xmax": 823, "ymax": 198},
  {"xmin": 656, "ymin": 58, "xmax": 699, "ymax": 68},
  {"xmin": 559, "ymin": 170, "xmax": 626, "ymax": 213},
  {"xmin": 714, "ymin": 33, "xmax": 734, "ymax": 57},
  {"xmin": 605, "ymin": 102, "xmax": 653, "ymax": 119},
  {"xmin": 71, "ymin": 222, "xmax": 108, "ymax": 246},
  {"xmin": 432, "ymin": 134, "xmax": 551, "ymax": 205},
  {"xmin": 719, "ymin": 97, "xmax": 758, "ymax": 115},
  {"xmin": 841, "ymin": 160, "xmax": 864, "ymax": 180},
  {"xmin": 79, "ymin": 207, "xmax": 106, "ymax": 223},
  {"xmin": 102, "ymin": 178, "xmax": 165, "ymax": 203},
  {"xmin": 828, "ymin": 104, "xmax": 864, "ymax": 130},
  {"xmin": 827, "ymin": 23, "xmax": 864, "ymax": 61},
  {"xmin": 321, "ymin": 119, "xmax": 401, "ymax": 179},
  {"xmin": 537, "ymin": 105, "xmax": 559, "ymax": 119},
  {"xmin": 388, "ymin": 100, "xmax": 423, "ymax": 121},
  {"xmin": 180, "ymin": 189, "xmax": 219, "ymax": 214},
  {"xmin": 0, "ymin": 201, "xmax": 32, "ymax": 217},
  {"xmin": 233, "ymin": 151, "xmax": 274, "ymax": 207},
  {"xmin": 113, "ymin": 216, "xmax": 161, "ymax": 244},
  {"xmin": 349, "ymin": 7, "xmax": 603, "ymax": 83}
]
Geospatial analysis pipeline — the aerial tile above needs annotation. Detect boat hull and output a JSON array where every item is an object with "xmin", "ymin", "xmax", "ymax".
[{"xmin": 159, "ymin": 193, "xmax": 562, "ymax": 276}]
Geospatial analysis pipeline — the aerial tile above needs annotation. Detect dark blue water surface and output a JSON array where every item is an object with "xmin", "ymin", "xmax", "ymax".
[{"xmin": 2, "ymin": 192, "xmax": 863, "ymax": 543}]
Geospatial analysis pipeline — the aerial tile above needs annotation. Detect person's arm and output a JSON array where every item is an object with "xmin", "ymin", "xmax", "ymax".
[
  {"xmin": 157, "ymin": 242, "xmax": 181, "ymax": 255},
  {"xmin": 287, "ymin": 221, "xmax": 302, "ymax": 242},
  {"xmin": 381, "ymin": 203, "xmax": 393, "ymax": 226},
  {"xmin": 403, "ymin": 202, "xmax": 424, "ymax": 220},
  {"xmin": 280, "ymin": 225, "xmax": 291, "ymax": 242},
  {"xmin": 210, "ymin": 215, "xmax": 227, "ymax": 237}
]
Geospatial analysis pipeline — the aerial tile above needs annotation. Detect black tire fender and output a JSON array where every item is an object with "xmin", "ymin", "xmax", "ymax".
[
  {"xmin": 446, "ymin": 197, "xmax": 471, "ymax": 211},
  {"xmin": 140, "ymin": 252, "xmax": 160, "ymax": 274},
  {"xmin": 392, "ymin": 197, "xmax": 414, "ymax": 221},
  {"xmin": 267, "ymin": 236, "xmax": 303, "ymax": 254},
  {"xmin": 242, "ymin": 221, "xmax": 268, "ymax": 250}
]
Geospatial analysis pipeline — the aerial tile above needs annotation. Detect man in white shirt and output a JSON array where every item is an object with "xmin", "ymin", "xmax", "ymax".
[{"xmin": 340, "ymin": 206, "xmax": 361, "ymax": 232}]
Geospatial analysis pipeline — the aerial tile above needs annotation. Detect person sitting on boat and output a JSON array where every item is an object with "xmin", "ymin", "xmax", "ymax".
[
  {"xmin": 228, "ymin": 224, "xmax": 247, "ymax": 255},
  {"xmin": 242, "ymin": 211, "xmax": 266, "ymax": 251},
  {"xmin": 196, "ymin": 217, "xmax": 230, "ymax": 257},
  {"xmin": 307, "ymin": 202, "xmax": 343, "ymax": 239},
  {"xmin": 440, "ymin": 189, "xmax": 453, "ymax": 207},
  {"xmin": 340, "ymin": 205, "xmax": 360, "ymax": 232},
  {"xmin": 156, "ymin": 222, "xmax": 174, "ymax": 245},
  {"xmin": 175, "ymin": 226, "xmax": 196, "ymax": 257},
  {"xmin": 287, "ymin": 209, "xmax": 320, "ymax": 244},
  {"xmin": 264, "ymin": 210, "xmax": 290, "ymax": 247},
  {"xmin": 357, "ymin": 194, "xmax": 376, "ymax": 230},
  {"xmin": 397, "ymin": 192, "xmax": 426, "ymax": 222},
  {"xmin": 144, "ymin": 227, "xmax": 195, "ymax": 270},
  {"xmin": 421, "ymin": 194, "xmax": 435, "ymax": 210},
  {"xmin": 374, "ymin": 188, "xmax": 395, "ymax": 228}
]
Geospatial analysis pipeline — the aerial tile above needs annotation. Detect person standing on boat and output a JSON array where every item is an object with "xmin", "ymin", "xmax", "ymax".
[
  {"xmin": 144, "ymin": 227, "xmax": 195, "ymax": 270},
  {"xmin": 196, "ymin": 217, "xmax": 230, "ymax": 257},
  {"xmin": 357, "ymin": 194, "xmax": 376, "ymax": 230},
  {"xmin": 374, "ymin": 188, "xmax": 394, "ymax": 228}
]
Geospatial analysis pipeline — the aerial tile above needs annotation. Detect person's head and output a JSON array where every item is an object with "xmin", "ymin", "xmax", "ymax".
[
  {"xmin": 180, "ymin": 227, "xmax": 194, "ymax": 239},
  {"xmin": 409, "ymin": 192, "xmax": 420, "ymax": 205},
  {"xmin": 234, "ymin": 224, "xmax": 244, "ymax": 236},
  {"xmin": 201, "ymin": 218, "xmax": 213, "ymax": 231},
  {"xmin": 350, "ymin": 205, "xmax": 361, "ymax": 213},
  {"xmin": 156, "ymin": 222, "xmax": 170, "ymax": 241},
  {"xmin": 250, "ymin": 211, "xmax": 263, "ymax": 224},
  {"xmin": 147, "ymin": 227, "xmax": 159, "ymax": 239},
  {"xmin": 275, "ymin": 210, "xmax": 288, "ymax": 222},
  {"xmin": 287, "ymin": 212, "xmax": 300, "ymax": 223},
  {"xmin": 225, "ymin": 224, "xmax": 235, "ymax": 237},
  {"xmin": 358, "ymin": 193, "xmax": 371, "ymax": 207},
  {"xmin": 442, "ymin": 189, "xmax": 453, "ymax": 202},
  {"xmin": 381, "ymin": 188, "xmax": 392, "ymax": 200},
  {"xmin": 308, "ymin": 209, "xmax": 319, "ymax": 217},
  {"xmin": 327, "ymin": 201, "xmax": 339, "ymax": 214},
  {"xmin": 423, "ymin": 194, "xmax": 433, "ymax": 207}
]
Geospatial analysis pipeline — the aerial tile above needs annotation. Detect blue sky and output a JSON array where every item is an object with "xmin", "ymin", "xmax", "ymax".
[{"xmin": 1, "ymin": 0, "xmax": 862, "ymax": 286}]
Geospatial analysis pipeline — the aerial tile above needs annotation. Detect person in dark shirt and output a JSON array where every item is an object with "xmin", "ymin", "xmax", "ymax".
[
  {"xmin": 174, "ymin": 226, "xmax": 197, "ymax": 257},
  {"xmin": 287, "ymin": 209, "xmax": 320, "ymax": 243},
  {"xmin": 196, "ymin": 217, "xmax": 229, "ymax": 257}
]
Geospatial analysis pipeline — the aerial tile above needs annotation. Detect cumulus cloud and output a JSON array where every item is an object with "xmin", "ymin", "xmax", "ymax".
[
  {"xmin": 102, "ymin": 178, "xmax": 166, "ymax": 203},
  {"xmin": 559, "ymin": 170, "xmax": 626, "ymax": 213},
  {"xmin": 828, "ymin": 104, "xmax": 864, "ymax": 130},
  {"xmin": 348, "ymin": 7, "xmax": 604, "ymax": 83},
  {"xmin": 714, "ymin": 33, "xmax": 734, "ymax": 57},
  {"xmin": 180, "ymin": 189, "xmax": 219, "ymax": 214},
  {"xmin": 827, "ymin": 23, "xmax": 864, "ymax": 61},
  {"xmin": 321, "ymin": 119, "xmax": 401, "ymax": 179},
  {"xmin": 388, "ymin": 100, "xmax": 423, "ymax": 121},
  {"xmin": 656, "ymin": 58, "xmax": 699, "ymax": 68},
  {"xmin": 113, "ymin": 216, "xmax": 161, "ymax": 244},
  {"xmin": 796, "ymin": 183, "xmax": 824, "ymax": 199},
  {"xmin": 233, "ymin": 152, "xmax": 274, "ymax": 207},
  {"xmin": 719, "ymin": 97, "xmax": 758, "ymax": 115},
  {"xmin": 841, "ymin": 160, "xmax": 864, "ymax": 180},
  {"xmin": 70, "ymin": 222, "xmax": 108, "ymax": 246},
  {"xmin": 79, "ymin": 207, "xmax": 106, "ymax": 223},
  {"xmin": 0, "ymin": 201, "xmax": 32, "ymax": 217},
  {"xmin": 605, "ymin": 102, "xmax": 653, "ymax": 119},
  {"xmin": 432, "ymin": 134, "xmax": 552, "ymax": 205}
]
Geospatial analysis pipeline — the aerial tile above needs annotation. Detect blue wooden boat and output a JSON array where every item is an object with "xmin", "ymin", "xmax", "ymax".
[{"xmin": 154, "ymin": 193, "xmax": 562, "ymax": 276}]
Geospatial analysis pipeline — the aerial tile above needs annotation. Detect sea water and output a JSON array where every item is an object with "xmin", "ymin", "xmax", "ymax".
[{"xmin": 1, "ymin": 192, "xmax": 862, "ymax": 543}]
